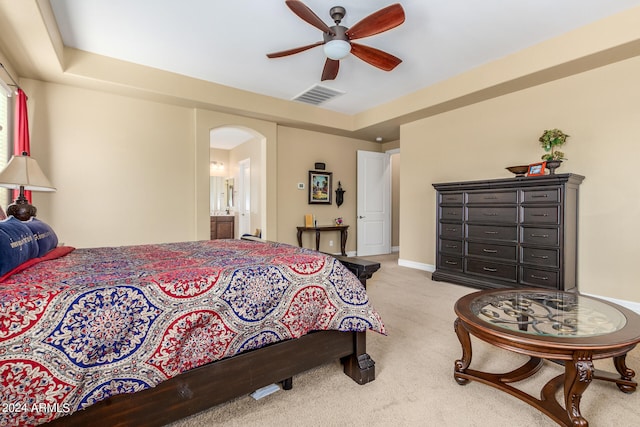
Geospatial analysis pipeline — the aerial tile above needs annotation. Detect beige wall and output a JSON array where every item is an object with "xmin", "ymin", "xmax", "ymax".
[
  {"xmin": 276, "ymin": 126, "xmax": 382, "ymax": 253},
  {"xmin": 400, "ymin": 54, "xmax": 640, "ymax": 302},
  {"xmin": 20, "ymin": 77, "xmax": 379, "ymax": 252},
  {"xmin": 18, "ymin": 78, "xmax": 280, "ymax": 248},
  {"xmin": 26, "ymin": 79, "xmax": 196, "ymax": 247}
]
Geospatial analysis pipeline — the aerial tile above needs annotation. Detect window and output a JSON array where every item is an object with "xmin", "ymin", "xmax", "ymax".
[{"xmin": 0, "ymin": 81, "xmax": 12, "ymax": 208}]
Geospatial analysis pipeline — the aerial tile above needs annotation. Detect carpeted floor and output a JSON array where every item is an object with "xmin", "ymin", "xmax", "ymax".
[{"xmin": 170, "ymin": 254, "xmax": 640, "ymax": 426}]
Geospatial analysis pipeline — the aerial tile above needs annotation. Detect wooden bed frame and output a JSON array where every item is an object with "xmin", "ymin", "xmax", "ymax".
[{"xmin": 46, "ymin": 248, "xmax": 381, "ymax": 427}]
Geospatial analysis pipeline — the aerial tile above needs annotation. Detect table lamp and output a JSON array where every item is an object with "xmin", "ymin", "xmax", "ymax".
[{"xmin": 0, "ymin": 152, "xmax": 55, "ymax": 220}]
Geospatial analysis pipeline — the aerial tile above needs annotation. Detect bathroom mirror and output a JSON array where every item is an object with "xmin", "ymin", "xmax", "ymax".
[
  {"xmin": 225, "ymin": 178, "xmax": 234, "ymax": 209},
  {"xmin": 210, "ymin": 177, "xmax": 227, "ymax": 212}
]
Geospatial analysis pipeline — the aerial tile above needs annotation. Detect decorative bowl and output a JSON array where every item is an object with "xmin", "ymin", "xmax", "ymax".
[{"xmin": 506, "ymin": 165, "xmax": 529, "ymax": 177}]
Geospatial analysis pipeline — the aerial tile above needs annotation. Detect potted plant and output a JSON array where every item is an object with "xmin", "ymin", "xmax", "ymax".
[{"xmin": 539, "ymin": 128, "xmax": 569, "ymax": 174}]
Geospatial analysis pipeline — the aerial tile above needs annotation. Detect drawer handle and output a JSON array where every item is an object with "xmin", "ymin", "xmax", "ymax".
[
  {"xmin": 531, "ymin": 194, "xmax": 548, "ymax": 198},
  {"xmin": 531, "ymin": 254, "xmax": 549, "ymax": 259},
  {"xmin": 445, "ymin": 244, "xmax": 458, "ymax": 249},
  {"xmin": 532, "ymin": 213, "xmax": 549, "ymax": 217},
  {"xmin": 447, "ymin": 211, "xmax": 459, "ymax": 215},
  {"xmin": 482, "ymin": 249, "xmax": 498, "ymax": 253},
  {"xmin": 484, "ymin": 231, "xmax": 499, "ymax": 235},
  {"xmin": 445, "ymin": 228, "xmax": 458, "ymax": 232},
  {"xmin": 530, "ymin": 274, "xmax": 549, "ymax": 281},
  {"xmin": 483, "ymin": 213, "xmax": 498, "ymax": 216},
  {"xmin": 445, "ymin": 261, "xmax": 458, "ymax": 265},
  {"xmin": 483, "ymin": 267, "xmax": 498, "ymax": 272},
  {"xmin": 484, "ymin": 196, "xmax": 498, "ymax": 200},
  {"xmin": 530, "ymin": 233, "xmax": 549, "ymax": 238}
]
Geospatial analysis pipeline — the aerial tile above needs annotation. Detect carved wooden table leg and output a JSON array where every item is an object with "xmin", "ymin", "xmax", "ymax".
[
  {"xmin": 454, "ymin": 318, "xmax": 472, "ymax": 385},
  {"xmin": 564, "ymin": 351, "xmax": 593, "ymax": 427},
  {"xmin": 340, "ymin": 228, "xmax": 348, "ymax": 256},
  {"xmin": 613, "ymin": 354, "xmax": 637, "ymax": 393}
]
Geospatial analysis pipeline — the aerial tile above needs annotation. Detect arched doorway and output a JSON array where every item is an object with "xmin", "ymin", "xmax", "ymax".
[{"xmin": 210, "ymin": 126, "xmax": 266, "ymax": 238}]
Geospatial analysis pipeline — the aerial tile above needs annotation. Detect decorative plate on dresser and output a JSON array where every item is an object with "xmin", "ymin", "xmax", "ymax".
[{"xmin": 432, "ymin": 173, "xmax": 584, "ymax": 291}]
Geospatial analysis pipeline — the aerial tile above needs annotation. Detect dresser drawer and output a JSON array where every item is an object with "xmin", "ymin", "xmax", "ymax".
[
  {"xmin": 520, "ymin": 227, "xmax": 560, "ymax": 246},
  {"xmin": 520, "ymin": 267, "xmax": 560, "ymax": 289},
  {"xmin": 467, "ymin": 224, "xmax": 517, "ymax": 242},
  {"xmin": 467, "ymin": 242, "xmax": 517, "ymax": 262},
  {"xmin": 466, "ymin": 259, "xmax": 517, "ymax": 282},
  {"xmin": 440, "ymin": 206, "xmax": 463, "ymax": 221},
  {"xmin": 467, "ymin": 207, "xmax": 517, "ymax": 224},
  {"xmin": 467, "ymin": 190, "xmax": 517, "ymax": 204},
  {"xmin": 440, "ymin": 239, "xmax": 463, "ymax": 255},
  {"xmin": 439, "ymin": 254, "xmax": 463, "ymax": 272},
  {"xmin": 521, "ymin": 247, "xmax": 559, "ymax": 268},
  {"xmin": 521, "ymin": 206, "xmax": 560, "ymax": 224},
  {"xmin": 440, "ymin": 193, "xmax": 463, "ymax": 205},
  {"xmin": 440, "ymin": 223, "xmax": 463, "ymax": 239},
  {"xmin": 522, "ymin": 188, "xmax": 560, "ymax": 204}
]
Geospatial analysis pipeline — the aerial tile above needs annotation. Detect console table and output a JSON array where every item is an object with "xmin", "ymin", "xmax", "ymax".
[
  {"xmin": 297, "ymin": 225, "xmax": 349, "ymax": 256},
  {"xmin": 454, "ymin": 288, "xmax": 640, "ymax": 426}
]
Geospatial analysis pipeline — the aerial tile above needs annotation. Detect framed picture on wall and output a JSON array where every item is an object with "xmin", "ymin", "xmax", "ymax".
[
  {"xmin": 527, "ymin": 161, "xmax": 546, "ymax": 176},
  {"xmin": 309, "ymin": 171, "xmax": 332, "ymax": 204}
]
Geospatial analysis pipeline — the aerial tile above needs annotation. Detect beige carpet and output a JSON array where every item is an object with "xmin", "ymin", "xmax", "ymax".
[{"xmin": 171, "ymin": 254, "xmax": 640, "ymax": 427}]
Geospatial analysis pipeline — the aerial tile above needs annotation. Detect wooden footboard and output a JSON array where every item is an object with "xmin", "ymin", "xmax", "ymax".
[{"xmin": 45, "ymin": 248, "xmax": 380, "ymax": 427}]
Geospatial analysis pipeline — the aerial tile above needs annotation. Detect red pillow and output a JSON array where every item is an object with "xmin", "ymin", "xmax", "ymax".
[{"xmin": 0, "ymin": 246, "xmax": 75, "ymax": 283}]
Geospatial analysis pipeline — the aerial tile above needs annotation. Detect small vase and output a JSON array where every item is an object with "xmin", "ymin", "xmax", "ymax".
[{"xmin": 545, "ymin": 160, "xmax": 562, "ymax": 175}]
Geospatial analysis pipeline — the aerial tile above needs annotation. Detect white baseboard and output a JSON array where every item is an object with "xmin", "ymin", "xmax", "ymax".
[
  {"xmin": 394, "ymin": 263, "xmax": 640, "ymax": 314},
  {"xmin": 398, "ymin": 258, "xmax": 435, "ymax": 272},
  {"xmin": 584, "ymin": 293, "xmax": 640, "ymax": 315}
]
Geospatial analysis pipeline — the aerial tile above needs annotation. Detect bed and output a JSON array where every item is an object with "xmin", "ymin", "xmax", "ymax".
[{"xmin": 0, "ymin": 229, "xmax": 384, "ymax": 427}]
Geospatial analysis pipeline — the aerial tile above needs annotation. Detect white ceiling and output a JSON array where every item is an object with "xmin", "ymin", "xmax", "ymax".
[
  {"xmin": 209, "ymin": 127, "xmax": 256, "ymax": 150},
  {"xmin": 50, "ymin": 0, "xmax": 640, "ymax": 118}
]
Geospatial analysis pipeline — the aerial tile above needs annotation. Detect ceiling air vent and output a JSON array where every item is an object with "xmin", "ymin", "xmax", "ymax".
[{"xmin": 292, "ymin": 84, "xmax": 345, "ymax": 106}]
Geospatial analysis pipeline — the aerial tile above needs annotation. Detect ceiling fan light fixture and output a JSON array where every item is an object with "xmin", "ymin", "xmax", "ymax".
[{"xmin": 323, "ymin": 39, "xmax": 351, "ymax": 60}]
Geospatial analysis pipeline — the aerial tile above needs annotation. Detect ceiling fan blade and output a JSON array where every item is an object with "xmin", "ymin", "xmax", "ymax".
[
  {"xmin": 321, "ymin": 59, "xmax": 340, "ymax": 81},
  {"xmin": 286, "ymin": 0, "xmax": 335, "ymax": 35},
  {"xmin": 345, "ymin": 3, "xmax": 405, "ymax": 40},
  {"xmin": 267, "ymin": 41, "xmax": 324, "ymax": 58},
  {"xmin": 350, "ymin": 43, "xmax": 402, "ymax": 71}
]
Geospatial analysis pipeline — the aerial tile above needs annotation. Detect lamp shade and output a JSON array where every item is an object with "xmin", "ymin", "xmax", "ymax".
[
  {"xmin": 0, "ymin": 154, "xmax": 55, "ymax": 192},
  {"xmin": 323, "ymin": 40, "xmax": 351, "ymax": 60}
]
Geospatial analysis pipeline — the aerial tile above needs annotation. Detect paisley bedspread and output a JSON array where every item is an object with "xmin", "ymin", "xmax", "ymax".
[{"xmin": 0, "ymin": 239, "xmax": 385, "ymax": 426}]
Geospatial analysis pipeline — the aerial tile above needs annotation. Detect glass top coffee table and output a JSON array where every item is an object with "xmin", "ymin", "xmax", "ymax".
[{"xmin": 454, "ymin": 288, "xmax": 640, "ymax": 427}]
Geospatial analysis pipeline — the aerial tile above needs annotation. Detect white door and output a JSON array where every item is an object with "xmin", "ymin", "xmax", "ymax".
[
  {"xmin": 357, "ymin": 150, "xmax": 391, "ymax": 256},
  {"xmin": 238, "ymin": 158, "xmax": 251, "ymax": 237}
]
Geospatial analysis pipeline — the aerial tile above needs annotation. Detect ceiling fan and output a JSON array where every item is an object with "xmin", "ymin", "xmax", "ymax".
[{"xmin": 266, "ymin": 1, "xmax": 405, "ymax": 81}]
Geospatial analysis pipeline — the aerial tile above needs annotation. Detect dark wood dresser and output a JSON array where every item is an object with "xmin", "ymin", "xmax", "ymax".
[
  {"xmin": 210, "ymin": 215, "xmax": 235, "ymax": 239},
  {"xmin": 432, "ymin": 173, "xmax": 584, "ymax": 291}
]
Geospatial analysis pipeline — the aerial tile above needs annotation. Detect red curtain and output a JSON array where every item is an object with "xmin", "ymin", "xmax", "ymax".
[{"xmin": 14, "ymin": 88, "xmax": 31, "ymax": 202}]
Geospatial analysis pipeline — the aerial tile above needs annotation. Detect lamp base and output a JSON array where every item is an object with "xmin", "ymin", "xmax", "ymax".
[{"xmin": 7, "ymin": 201, "xmax": 37, "ymax": 221}]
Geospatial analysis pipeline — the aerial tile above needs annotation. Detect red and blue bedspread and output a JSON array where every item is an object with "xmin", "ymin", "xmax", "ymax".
[{"xmin": 0, "ymin": 239, "xmax": 385, "ymax": 426}]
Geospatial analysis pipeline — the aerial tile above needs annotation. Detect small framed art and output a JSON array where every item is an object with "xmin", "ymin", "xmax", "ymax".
[
  {"xmin": 527, "ymin": 162, "xmax": 546, "ymax": 176},
  {"xmin": 309, "ymin": 171, "xmax": 332, "ymax": 204}
]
